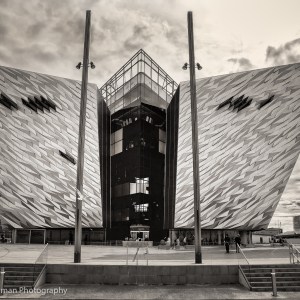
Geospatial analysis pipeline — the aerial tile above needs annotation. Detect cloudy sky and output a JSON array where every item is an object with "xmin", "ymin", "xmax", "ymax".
[
  {"xmin": 1, "ymin": 0, "xmax": 300, "ymax": 86},
  {"xmin": 1, "ymin": 0, "xmax": 300, "ymax": 231}
]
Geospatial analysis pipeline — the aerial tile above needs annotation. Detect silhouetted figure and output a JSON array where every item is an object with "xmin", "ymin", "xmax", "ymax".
[
  {"xmin": 224, "ymin": 234, "xmax": 230, "ymax": 253},
  {"xmin": 0, "ymin": 234, "xmax": 7, "ymax": 243},
  {"xmin": 137, "ymin": 231, "xmax": 143, "ymax": 241},
  {"xmin": 69, "ymin": 231, "xmax": 73, "ymax": 245},
  {"xmin": 235, "ymin": 234, "xmax": 241, "ymax": 253}
]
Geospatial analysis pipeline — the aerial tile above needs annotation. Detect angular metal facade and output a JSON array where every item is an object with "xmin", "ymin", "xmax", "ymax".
[
  {"xmin": 173, "ymin": 63, "xmax": 300, "ymax": 230},
  {"xmin": 0, "ymin": 66, "xmax": 102, "ymax": 229}
]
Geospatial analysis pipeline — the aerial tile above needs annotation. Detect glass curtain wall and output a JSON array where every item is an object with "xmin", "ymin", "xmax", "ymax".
[{"xmin": 100, "ymin": 49, "xmax": 178, "ymax": 114}]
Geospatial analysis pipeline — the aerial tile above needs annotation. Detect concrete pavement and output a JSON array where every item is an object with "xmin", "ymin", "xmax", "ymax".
[
  {"xmin": 1, "ymin": 284, "xmax": 299, "ymax": 299},
  {"xmin": 0, "ymin": 244, "xmax": 298, "ymax": 299},
  {"xmin": 0, "ymin": 244, "xmax": 290, "ymax": 265}
]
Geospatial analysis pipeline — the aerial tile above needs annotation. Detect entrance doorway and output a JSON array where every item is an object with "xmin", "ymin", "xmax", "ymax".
[{"xmin": 130, "ymin": 224, "xmax": 150, "ymax": 241}]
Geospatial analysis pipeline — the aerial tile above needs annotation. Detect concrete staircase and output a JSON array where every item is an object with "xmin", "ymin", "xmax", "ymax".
[
  {"xmin": 240, "ymin": 264, "xmax": 300, "ymax": 291},
  {"xmin": 1, "ymin": 264, "xmax": 44, "ymax": 290}
]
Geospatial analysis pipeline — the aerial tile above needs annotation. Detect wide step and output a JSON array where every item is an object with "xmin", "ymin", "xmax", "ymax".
[
  {"xmin": 240, "ymin": 264, "xmax": 300, "ymax": 292},
  {"xmin": 251, "ymin": 281, "xmax": 300, "ymax": 287},
  {"xmin": 252, "ymin": 286, "xmax": 300, "ymax": 292},
  {"xmin": 0, "ymin": 263, "xmax": 44, "ymax": 290}
]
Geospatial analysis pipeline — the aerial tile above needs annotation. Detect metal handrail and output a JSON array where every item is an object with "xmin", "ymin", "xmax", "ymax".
[
  {"xmin": 32, "ymin": 243, "xmax": 48, "ymax": 286},
  {"xmin": 33, "ymin": 264, "xmax": 46, "ymax": 287},
  {"xmin": 237, "ymin": 244, "xmax": 252, "ymax": 290},
  {"xmin": 288, "ymin": 242, "xmax": 300, "ymax": 264},
  {"xmin": 237, "ymin": 244, "xmax": 250, "ymax": 265},
  {"xmin": 130, "ymin": 245, "xmax": 149, "ymax": 266},
  {"xmin": 238, "ymin": 265, "xmax": 251, "ymax": 289},
  {"xmin": 133, "ymin": 247, "xmax": 140, "ymax": 264},
  {"xmin": 34, "ymin": 243, "xmax": 48, "ymax": 265},
  {"xmin": 0, "ymin": 267, "xmax": 5, "ymax": 295}
]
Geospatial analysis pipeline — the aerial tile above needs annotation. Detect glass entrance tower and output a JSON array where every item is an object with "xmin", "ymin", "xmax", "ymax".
[{"xmin": 100, "ymin": 50, "xmax": 178, "ymax": 241}]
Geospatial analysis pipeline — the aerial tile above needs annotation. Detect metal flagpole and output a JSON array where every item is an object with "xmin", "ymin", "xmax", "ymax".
[
  {"xmin": 74, "ymin": 10, "xmax": 91, "ymax": 263},
  {"xmin": 187, "ymin": 11, "xmax": 202, "ymax": 264}
]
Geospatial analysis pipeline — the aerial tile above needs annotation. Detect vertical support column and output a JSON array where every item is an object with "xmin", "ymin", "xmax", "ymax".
[
  {"xmin": 217, "ymin": 230, "xmax": 222, "ymax": 245},
  {"xmin": 11, "ymin": 229, "xmax": 16, "ymax": 244},
  {"xmin": 74, "ymin": 10, "xmax": 91, "ymax": 263},
  {"xmin": 248, "ymin": 231, "xmax": 252, "ymax": 245},
  {"xmin": 0, "ymin": 267, "xmax": 5, "ymax": 296},
  {"xmin": 187, "ymin": 11, "xmax": 202, "ymax": 264},
  {"xmin": 271, "ymin": 269, "xmax": 277, "ymax": 297},
  {"xmin": 240, "ymin": 231, "xmax": 248, "ymax": 245}
]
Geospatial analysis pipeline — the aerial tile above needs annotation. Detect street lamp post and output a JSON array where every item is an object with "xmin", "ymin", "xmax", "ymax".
[
  {"xmin": 187, "ymin": 11, "xmax": 202, "ymax": 264},
  {"xmin": 74, "ymin": 10, "xmax": 92, "ymax": 263}
]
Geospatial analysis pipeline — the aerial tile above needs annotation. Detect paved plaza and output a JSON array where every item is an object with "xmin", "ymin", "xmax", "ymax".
[
  {"xmin": 1, "ymin": 244, "xmax": 298, "ymax": 299},
  {"xmin": 0, "ymin": 244, "xmax": 291, "ymax": 265},
  {"xmin": 1, "ymin": 284, "xmax": 300, "ymax": 299}
]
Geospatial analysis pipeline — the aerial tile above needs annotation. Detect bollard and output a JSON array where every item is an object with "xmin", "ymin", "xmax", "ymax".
[
  {"xmin": 126, "ymin": 243, "xmax": 128, "ymax": 266},
  {"xmin": 271, "ymin": 269, "xmax": 277, "ymax": 297},
  {"xmin": 146, "ymin": 246, "xmax": 148, "ymax": 266},
  {"xmin": 0, "ymin": 267, "xmax": 5, "ymax": 296}
]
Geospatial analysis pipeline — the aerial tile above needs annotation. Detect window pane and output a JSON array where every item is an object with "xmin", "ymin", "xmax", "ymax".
[
  {"xmin": 159, "ymin": 141, "xmax": 165, "ymax": 154},
  {"xmin": 112, "ymin": 184, "xmax": 122, "ymax": 198},
  {"xmin": 111, "ymin": 132, "xmax": 115, "ymax": 144},
  {"xmin": 136, "ymin": 182, "xmax": 142, "ymax": 193},
  {"xmin": 144, "ymin": 181, "xmax": 149, "ymax": 194},
  {"xmin": 115, "ymin": 128, "xmax": 123, "ymax": 142},
  {"xmin": 159, "ymin": 129, "xmax": 166, "ymax": 142},
  {"xmin": 130, "ymin": 183, "xmax": 136, "ymax": 194},
  {"xmin": 114, "ymin": 140, "xmax": 123, "ymax": 155},
  {"xmin": 134, "ymin": 203, "xmax": 149, "ymax": 212},
  {"xmin": 123, "ymin": 182, "xmax": 130, "ymax": 195},
  {"xmin": 110, "ymin": 144, "xmax": 115, "ymax": 156}
]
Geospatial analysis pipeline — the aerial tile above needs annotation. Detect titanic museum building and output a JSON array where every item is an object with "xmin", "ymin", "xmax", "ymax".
[{"xmin": 0, "ymin": 49, "xmax": 300, "ymax": 244}]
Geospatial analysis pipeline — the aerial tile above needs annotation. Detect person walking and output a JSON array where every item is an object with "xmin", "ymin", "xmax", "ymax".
[
  {"xmin": 69, "ymin": 231, "xmax": 73, "ymax": 245},
  {"xmin": 235, "ymin": 234, "xmax": 241, "ymax": 253},
  {"xmin": 224, "ymin": 234, "xmax": 230, "ymax": 253}
]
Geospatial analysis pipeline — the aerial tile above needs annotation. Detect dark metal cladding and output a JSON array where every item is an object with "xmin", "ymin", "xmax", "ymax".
[
  {"xmin": 232, "ymin": 95, "xmax": 245, "ymax": 108},
  {"xmin": 0, "ymin": 92, "xmax": 18, "ymax": 110},
  {"xmin": 237, "ymin": 98, "xmax": 252, "ymax": 112},
  {"xmin": 46, "ymin": 98, "xmax": 57, "ymax": 111},
  {"xmin": 0, "ymin": 97, "xmax": 12, "ymax": 109},
  {"xmin": 22, "ymin": 98, "xmax": 37, "ymax": 112},
  {"xmin": 40, "ymin": 96, "xmax": 51, "ymax": 110},
  {"xmin": 34, "ymin": 96, "xmax": 45, "ymax": 112},
  {"xmin": 216, "ymin": 96, "xmax": 233, "ymax": 110},
  {"xmin": 258, "ymin": 95, "xmax": 275, "ymax": 109},
  {"xmin": 59, "ymin": 150, "xmax": 76, "ymax": 165}
]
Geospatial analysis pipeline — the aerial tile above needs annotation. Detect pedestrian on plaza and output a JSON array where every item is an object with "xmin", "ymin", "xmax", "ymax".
[
  {"xmin": 84, "ymin": 234, "xmax": 88, "ymax": 245},
  {"xmin": 0, "ymin": 234, "xmax": 7, "ymax": 243},
  {"xmin": 172, "ymin": 238, "xmax": 176, "ymax": 249},
  {"xmin": 224, "ymin": 234, "xmax": 230, "ymax": 253},
  {"xmin": 234, "ymin": 234, "xmax": 241, "ymax": 253},
  {"xmin": 69, "ymin": 231, "xmax": 73, "ymax": 245}
]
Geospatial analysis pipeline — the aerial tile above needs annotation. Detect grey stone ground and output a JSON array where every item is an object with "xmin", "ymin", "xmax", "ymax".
[
  {"xmin": 0, "ymin": 244, "xmax": 298, "ymax": 299},
  {"xmin": 1, "ymin": 284, "xmax": 299, "ymax": 299},
  {"xmin": 0, "ymin": 244, "xmax": 290, "ymax": 265}
]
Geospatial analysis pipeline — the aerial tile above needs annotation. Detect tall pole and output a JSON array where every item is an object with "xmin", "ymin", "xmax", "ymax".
[
  {"xmin": 187, "ymin": 11, "xmax": 202, "ymax": 264},
  {"xmin": 74, "ymin": 10, "xmax": 91, "ymax": 263}
]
